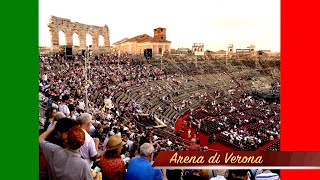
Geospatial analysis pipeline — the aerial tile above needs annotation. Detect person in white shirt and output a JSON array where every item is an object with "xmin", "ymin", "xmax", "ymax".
[
  {"xmin": 210, "ymin": 169, "xmax": 228, "ymax": 180},
  {"xmin": 78, "ymin": 113, "xmax": 101, "ymax": 169},
  {"xmin": 123, "ymin": 134, "xmax": 133, "ymax": 151},
  {"xmin": 42, "ymin": 73, "xmax": 48, "ymax": 83},
  {"xmin": 68, "ymin": 104, "xmax": 77, "ymax": 120},
  {"xmin": 103, "ymin": 131, "xmax": 115, "ymax": 148},
  {"xmin": 78, "ymin": 99, "xmax": 85, "ymax": 111},
  {"xmin": 59, "ymin": 101, "xmax": 70, "ymax": 117}
]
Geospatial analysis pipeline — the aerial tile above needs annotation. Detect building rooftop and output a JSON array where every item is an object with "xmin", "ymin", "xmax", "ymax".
[{"xmin": 113, "ymin": 33, "xmax": 171, "ymax": 45}]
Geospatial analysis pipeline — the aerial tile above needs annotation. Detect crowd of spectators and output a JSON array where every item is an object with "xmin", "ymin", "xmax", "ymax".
[
  {"xmin": 184, "ymin": 93, "xmax": 280, "ymax": 150},
  {"xmin": 39, "ymin": 52, "xmax": 280, "ymax": 180}
]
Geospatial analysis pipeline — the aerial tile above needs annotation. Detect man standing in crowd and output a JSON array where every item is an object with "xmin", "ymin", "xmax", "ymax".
[
  {"xmin": 59, "ymin": 95, "xmax": 70, "ymax": 117},
  {"xmin": 123, "ymin": 134, "xmax": 133, "ymax": 151},
  {"xmin": 78, "ymin": 99, "xmax": 85, "ymax": 112},
  {"xmin": 42, "ymin": 72, "xmax": 48, "ymax": 84},
  {"xmin": 78, "ymin": 113, "xmax": 101, "ymax": 169},
  {"xmin": 125, "ymin": 143, "xmax": 163, "ymax": 180}
]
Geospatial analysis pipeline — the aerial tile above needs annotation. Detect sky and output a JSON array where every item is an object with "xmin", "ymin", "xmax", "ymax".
[{"xmin": 39, "ymin": 0, "xmax": 280, "ymax": 52}]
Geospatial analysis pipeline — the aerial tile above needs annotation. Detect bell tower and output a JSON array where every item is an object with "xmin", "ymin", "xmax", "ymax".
[{"xmin": 153, "ymin": 27, "xmax": 166, "ymax": 41}]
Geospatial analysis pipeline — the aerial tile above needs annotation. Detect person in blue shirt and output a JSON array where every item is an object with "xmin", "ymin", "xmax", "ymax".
[{"xmin": 125, "ymin": 143, "xmax": 163, "ymax": 180}]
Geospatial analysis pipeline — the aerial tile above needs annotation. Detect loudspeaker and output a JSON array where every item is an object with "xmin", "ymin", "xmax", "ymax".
[
  {"xmin": 144, "ymin": 49, "xmax": 152, "ymax": 58},
  {"xmin": 59, "ymin": 46, "xmax": 65, "ymax": 56},
  {"xmin": 66, "ymin": 47, "xmax": 72, "ymax": 55}
]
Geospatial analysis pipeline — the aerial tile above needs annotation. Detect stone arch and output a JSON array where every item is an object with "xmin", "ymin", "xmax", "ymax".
[
  {"xmin": 48, "ymin": 16, "xmax": 110, "ymax": 53},
  {"xmin": 58, "ymin": 30, "xmax": 66, "ymax": 45},
  {"xmin": 72, "ymin": 33, "xmax": 79, "ymax": 46},
  {"xmin": 98, "ymin": 35, "xmax": 104, "ymax": 46}
]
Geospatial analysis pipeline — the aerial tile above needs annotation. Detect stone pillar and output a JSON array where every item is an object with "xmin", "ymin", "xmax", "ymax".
[
  {"xmin": 65, "ymin": 30, "xmax": 73, "ymax": 46},
  {"xmin": 49, "ymin": 27, "xmax": 59, "ymax": 46},
  {"xmin": 104, "ymin": 35, "xmax": 109, "ymax": 46},
  {"xmin": 103, "ymin": 25, "xmax": 110, "ymax": 48},
  {"xmin": 72, "ymin": 46, "xmax": 79, "ymax": 56},
  {"xmin": 78, "ymin": 31, "xmax": 86, "ymax": 50},
  {"xmin": 106, "ymin": 28, "xmax": 110, "ymax": 52},
  {"xmin": 92, "ymin": 34, "xmax": 99, "ymax": 55}
]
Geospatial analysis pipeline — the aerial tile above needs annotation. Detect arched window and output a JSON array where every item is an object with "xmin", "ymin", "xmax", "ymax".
[
  {"xmin": 58, "ymin": 31, "xmax": 66, "ymax": 45},
  {"xmin": 86, "ymin": 33, "xmax": 92, "ymax": 46},
  {"xmin": 98, "ymin": 35, "xmax": 104, "ymax": 46},
  {"xmin": 73, "ymin": 33, "xmax": 79, "ymax": 46}
]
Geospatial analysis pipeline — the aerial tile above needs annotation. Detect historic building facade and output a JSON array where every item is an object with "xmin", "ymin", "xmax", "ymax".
[
  {"xmin": 113, "ymin": 28, "xmax": 171, "ymax": 55},
  {"xmin": 48, "ymin": 16, "xmax": 110, "ymax": 55},
  {"xmin": 192, "ymin": 43, "xmax": 205, "ymax": 55}
]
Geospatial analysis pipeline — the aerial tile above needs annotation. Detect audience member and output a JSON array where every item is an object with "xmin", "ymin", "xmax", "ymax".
[
  {"xmin": 78, "ymin": 113, "xmax": 101, "ymax": 169},
  {"xmin": 40, "ymin": 124, "xmax": 93, "ymax": 180},
  {"xmin": 99, "ymin": 135, "xmax": 126, "ymax": 180},
  {"xmin": 125, "ymin": 143, "xmax": 163, "ymax": 180}
]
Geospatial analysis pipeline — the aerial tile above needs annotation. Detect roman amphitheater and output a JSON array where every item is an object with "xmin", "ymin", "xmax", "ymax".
[{"xmin": 39, "ymin": 16, "xmax": 280, "ymax": 154}]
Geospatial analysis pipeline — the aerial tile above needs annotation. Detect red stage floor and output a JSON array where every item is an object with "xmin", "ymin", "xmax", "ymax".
[{"xmin": 174, "ymin": 114, "xmax": 278, "ymax": 151}]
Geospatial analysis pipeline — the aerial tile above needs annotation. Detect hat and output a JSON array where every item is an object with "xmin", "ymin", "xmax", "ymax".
[{"xmin": 106, "ymin": 135, "xmax": 125, "ymax": 150}]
